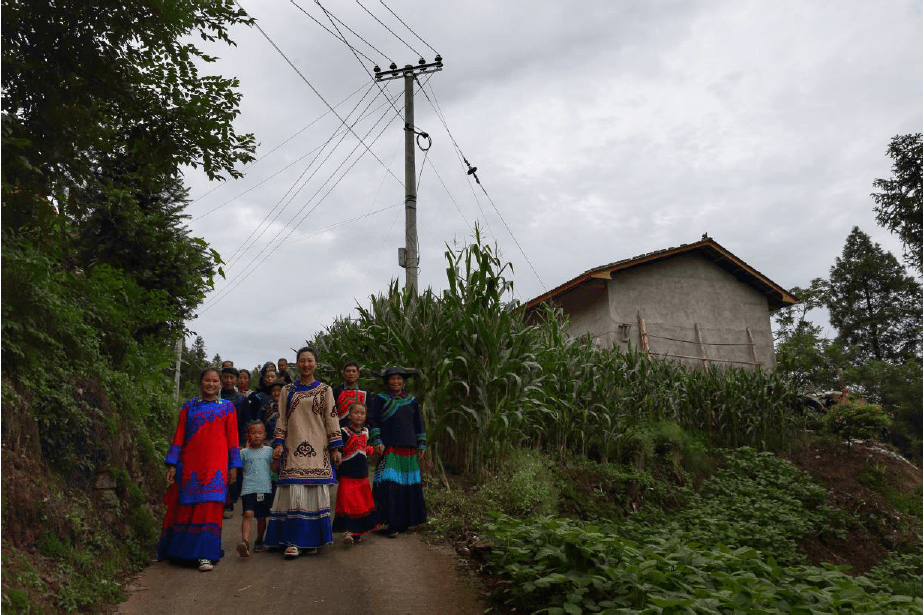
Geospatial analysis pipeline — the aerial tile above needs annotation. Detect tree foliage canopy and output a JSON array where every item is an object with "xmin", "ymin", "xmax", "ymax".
[
  {"xmin": 826, "ymin": 227, "xmax": 921, "ymax": 363},
  {"xmin": 871, "ymin": 133, "xmax": 922, "ymax": 271},
  {"xmin": 1, "ymin": 0, "xmax": 256, "ymax": 232}
]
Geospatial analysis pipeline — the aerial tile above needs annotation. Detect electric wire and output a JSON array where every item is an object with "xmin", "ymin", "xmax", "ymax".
[
  {"xmin": 415, "ymin": 78, "xmax": 544, "ymax": 290},
  {"xmin": 378, "ymin": 0, "xmax": 439, "ymax": 56},
  {"xmin": 355, "ymin": 0, "xmax": 421, "ymax": 57},
  {"xmin": 476, "ymin": 179, "xmax": 546, "ymax": 291},
  {"xmin": 424, "ymin": 156, "xmax": 473, "ymax": 234},
  {"xmin": 198, "ymin": 91, "xmax": 399, "ymax": 312},
  {"xmin": 222, "ymin": 84, "xmax": 400, "ymax": 274},
  {"xmin": 353, "ymin": 205, "xmax": 402, "ymax": 304},
  {"xmin": 194, "ymin": 120, "xmax": 356, "ymax": 224},
  {"xmin": 315, "ymin": 144, "xmax": 401, "ymax": 319},
  {"xmin": 291, "ymin": 0, "xmax": 388, "ymax": 66},
  {"xmin": 312, "ymin": 0, "xmax": 405, "ymax": 123},
  {"xmin": 238, "ymin": 0, "xmax": 401, "ymax": 184},
  {"xmin": 190, "ymin": 81, "xmax": 368, "ymax": 209},
  {"xmin": 222, "ymin": 82, "xmax": 386, "ymax": 269},
  {"xmin": 247, "ymin": 200, "xmax": 402, "ymax": 250}
]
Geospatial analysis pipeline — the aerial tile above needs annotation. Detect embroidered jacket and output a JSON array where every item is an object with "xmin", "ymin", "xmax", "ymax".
[
  {"xmin": 165, "ymin": 398, "xmax": 242, "ymax": 505},
  {"xmin": 273, "ymin": 380, "xmax": 343, "ymax": 486}
]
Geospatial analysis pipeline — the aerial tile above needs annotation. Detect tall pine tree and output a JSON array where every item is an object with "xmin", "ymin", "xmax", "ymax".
[
  {"xmin": 871, "ymin": 133, "xmax": 922, "ymax": 271},
  {"xmin": 826, "ymin": 227, "xmax": 922, "ymax": 363}
]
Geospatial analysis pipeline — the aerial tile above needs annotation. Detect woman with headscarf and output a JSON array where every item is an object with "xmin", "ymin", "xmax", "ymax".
[
  {"xmin": 368, "ymin": 366, "xmax": 427, "ymax": 538},
  {"xmin": 265, "ymin": 347, "xmax": 342, "ymax": 557}
]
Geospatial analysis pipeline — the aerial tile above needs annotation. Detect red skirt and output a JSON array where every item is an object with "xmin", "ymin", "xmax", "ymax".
[
  {"xmin": 332, "ymin": 476, "xmax": 380, "ymax": 534},
  {"xmin": 157, "ymin": 482, "xmax": 225, "ymax": 562}
]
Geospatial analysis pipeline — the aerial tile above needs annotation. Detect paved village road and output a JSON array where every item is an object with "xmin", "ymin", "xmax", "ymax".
[{"xmin": 116, "ymin": 485, "xmax": 487, "ymax": 615}]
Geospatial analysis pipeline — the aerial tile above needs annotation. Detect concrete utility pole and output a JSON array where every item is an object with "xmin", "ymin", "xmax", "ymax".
[{"xmin": 374, "ymin": 56, "xmax": 442, "ymax": 294}]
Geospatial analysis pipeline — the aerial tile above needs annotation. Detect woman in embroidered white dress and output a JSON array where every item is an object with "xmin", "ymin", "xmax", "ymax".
[{"xmin": 264, "ymin": 346, "xmax": 342, "ymax": 557}]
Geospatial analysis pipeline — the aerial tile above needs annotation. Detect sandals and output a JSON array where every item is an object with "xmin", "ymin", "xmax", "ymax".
[
  {"xmin": 284, "ymin": 546, "xmax": 299, "ymax": 558},
  {"xmin": 198, "ymin": 559, "xmax": 213, "ymax": 572},
  {"xmin": 342, "ymin": 532, "xmax": 354, "ymax": 545},
  {"xmin": 237, "ymin": 541, "xmax": 250, "ymax": 558}
]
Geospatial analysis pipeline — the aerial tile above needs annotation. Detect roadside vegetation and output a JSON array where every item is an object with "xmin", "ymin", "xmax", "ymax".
[{"xmin": 2, "ymin": 0, "xmax": 919, "ymax": 609}]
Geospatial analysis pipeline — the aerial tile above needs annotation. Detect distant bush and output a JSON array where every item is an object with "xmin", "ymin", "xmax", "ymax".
[
  {"xmin": 824, "ymin": 400, "xmax": 891, "ymax": 452},
  {"xmin": 478, "ymin": 449, "xmax": 558, "ymax": 517}
]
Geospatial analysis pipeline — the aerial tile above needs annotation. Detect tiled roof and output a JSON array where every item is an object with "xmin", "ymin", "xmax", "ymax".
[{"xmin": 521, "ymin": 236, "xmax": 799, "ymax": 312}]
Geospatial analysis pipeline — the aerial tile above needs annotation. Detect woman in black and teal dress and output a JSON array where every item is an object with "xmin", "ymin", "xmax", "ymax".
[{"xmin": 368, "ymin": 366, "xmax": 427, "ymax": 538}]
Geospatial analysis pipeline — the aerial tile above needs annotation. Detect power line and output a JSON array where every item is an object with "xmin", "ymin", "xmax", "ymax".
[
  {"xmin": 238, "ymin": 0, "xmax": 401, "ymax": 183},
  {"xmin": 355, "ymin": 0, "xmax": 421, "ymax": 58},
  {"xmin": 291, "ymin": 0, "xmax": 388, "ymax": 66},
  {"xmin": 378, "ymin": 0, "xmax": 438, "ymax": 56},
  {"xmin": 316, "ymin": 145, "xmax": 402, "ymax": 318},
  {"xmin": 415, "ymin": 78, "xmax": 545, "ymax": 290},
  {"xmin": 245, "ymin": 200, "xmax": 402, "ymax": 251},
  {"xmin": 476, "ymin": 180, "xmax": 546, "ymax": 291},
  {"xmin": 199, "ymin": 93, "xmax": 400, "ymax": 311},
  {"xmin": 190, "ymin": 82, "xmax": 368, "ymax": 209},
  {"xmin": 223, "ymin": 83, "xmax": 387, "ymax": 269},
  {"xmin": 424, "ymin": 156, "xmax": 473, "ymax": 234},
  {"xmin": 310, "ymin": 0, "xmax": 409, "ymax": 128}
]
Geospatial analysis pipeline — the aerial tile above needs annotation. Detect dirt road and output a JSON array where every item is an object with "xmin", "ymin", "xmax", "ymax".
[{"xmin": 117, "ymin": 491, "xmax": 486, "ymax": 614}]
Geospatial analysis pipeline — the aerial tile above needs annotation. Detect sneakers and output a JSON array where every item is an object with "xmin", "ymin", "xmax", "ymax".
[
  {"xmin": 198, "ymin": 559, "xmax": 213, "ymax": 572},
  {"xmin": 237, "ymin": 541, "xmax": 250, "ymax": 558},
  {"xmin": 284, "ymin": 546, "xmax": 300, "ymax": 558},
  {"xmin": 253, "ymin": 541, "xmax": 266, "ymax": 553},
  {"xmin": 342, "ymin": 532, "xmax": 354, "ymax": 545}
]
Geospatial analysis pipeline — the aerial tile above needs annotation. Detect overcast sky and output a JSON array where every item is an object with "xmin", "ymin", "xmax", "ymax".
[{"xmin": 181, "ymin": 0, "xmax": 922, "ymax": 371}]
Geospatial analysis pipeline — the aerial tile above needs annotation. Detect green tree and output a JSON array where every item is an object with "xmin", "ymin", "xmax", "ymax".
[
  {"xmin": 773, "ymin": 280, "xmax": 838, "ymax": 392},
  {"xmin": 871, "ymin": 133, "xmax": 923, "ymax": 271},
  {"xmin": 179, "ymin": 335, "xmax": 211, "ymax": 397},
  {"xmin": 826, "ymin": 227, "xmax": 922, "ymax": 363},
  {"xmin": 1, "ymin": 0, "xmax": 256, "ymax": 234},
  {"xmin": 72, "ymin": 169, "xmax": 222, "ymax": 335}
]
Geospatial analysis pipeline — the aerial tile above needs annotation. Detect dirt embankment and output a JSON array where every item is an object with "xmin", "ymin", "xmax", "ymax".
[{"xmin": 792, "ymin": 439, "xmax": 922, "ymax": 575}]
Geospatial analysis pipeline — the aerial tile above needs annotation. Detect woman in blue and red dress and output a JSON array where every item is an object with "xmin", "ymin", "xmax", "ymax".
[
  {"xmin": 368, "ymin": 366, "xmax": 427, "ymax": 538},
  {"xmin": 158, "ymin": 367, "xmax": 242, "ymax": 572}
]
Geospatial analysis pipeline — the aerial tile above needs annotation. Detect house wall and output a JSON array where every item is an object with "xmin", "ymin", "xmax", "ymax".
[
  {"xmin": 561, "ymin": 253, "xmax": 777, "ymax": 369},
  {"xmin": 556, "ymin": 282, "xmax": 610, "ymax": 345}
]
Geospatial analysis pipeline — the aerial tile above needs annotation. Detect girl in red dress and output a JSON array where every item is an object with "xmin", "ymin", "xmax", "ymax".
[{"xmin": 332, "ymin": 402, "xmax": 380, "ymax": 543}]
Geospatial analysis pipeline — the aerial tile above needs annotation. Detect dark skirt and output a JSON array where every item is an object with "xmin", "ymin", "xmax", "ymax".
[
  {"xmin": 332, "ymin": 476, "xmax": 380, "ymax": 534},
  {"xmin": 373, "ymin": 446, "xmax": 426, "ymax": 530}
]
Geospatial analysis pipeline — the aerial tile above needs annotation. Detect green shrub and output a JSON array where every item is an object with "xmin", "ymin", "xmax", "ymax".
[
  {"xmin": 866, "ymin": 547, "xmax": 924, "ymax": 597},
  {"xmin": 478, "ymin": 449, "xmax": 558, "ymax": 517},
  {"xmin": 423, "ymin": 475, "xmax": 490, "ymax": 540},
  {"xmin": 2, "ymin": 588, "xmax": 31, "ymax": 613},
  {"xmin": 485, "ymin": 514, "xmax": 921, "ymax": 614},
  {"xmin": 824, "ymin": 400, "xmax": 891, "ymax": 452}
]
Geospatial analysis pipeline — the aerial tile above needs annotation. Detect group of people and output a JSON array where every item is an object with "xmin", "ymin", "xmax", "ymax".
[{"xmin": 156, "ymin": 347, "xmax": 428, "ymax": 572}]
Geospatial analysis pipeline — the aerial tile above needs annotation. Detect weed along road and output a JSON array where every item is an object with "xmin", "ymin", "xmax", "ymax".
[{"xmin": 117, "ymin": 485, "xmax": 485, "ymax": 614}]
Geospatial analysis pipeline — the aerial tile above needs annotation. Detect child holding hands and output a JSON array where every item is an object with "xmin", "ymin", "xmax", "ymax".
[
  {"xmin": 238, "ymin": 420, "xmax": 276, "ymax": 556},
  {"xmin": 332, "ymin": 402, "xmax": 380, "ymax": 543}
]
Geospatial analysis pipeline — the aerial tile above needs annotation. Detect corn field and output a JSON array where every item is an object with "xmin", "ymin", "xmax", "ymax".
[{"xmin": 311, "ymin": 230, "xmax": 802, "ymax": 475}]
